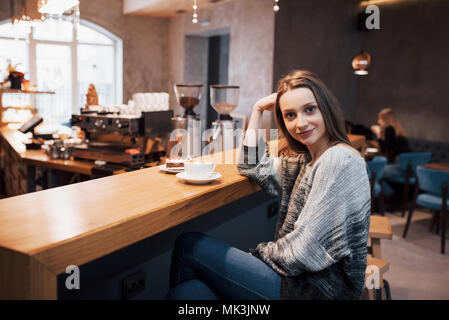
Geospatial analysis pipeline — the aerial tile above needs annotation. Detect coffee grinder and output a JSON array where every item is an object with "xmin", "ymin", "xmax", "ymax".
[
  {"xmin": 171, "ymin": 83, "xmax": 203, "ymax": 159},
  {"xmin": 208, "ymin": 85, "xmax": 239, "ymax": 153}
]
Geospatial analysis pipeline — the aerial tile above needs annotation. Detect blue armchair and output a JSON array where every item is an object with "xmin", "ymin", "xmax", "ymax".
[
  {"xmin": 383, "ymin": 152, "xmax": 432, "ymax": 217},
  {"xmin": 402, "ymin": 166, "xmax": 449, "ymax": 254}
]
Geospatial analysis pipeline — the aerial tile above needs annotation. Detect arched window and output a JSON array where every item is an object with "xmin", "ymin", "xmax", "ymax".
[{"xmin": 0, "ymin": 19, "xmax": 123, "ymax": 124}]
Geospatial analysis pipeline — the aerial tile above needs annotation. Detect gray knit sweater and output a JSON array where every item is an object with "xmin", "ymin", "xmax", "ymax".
[{"xmin": 237, "ymin": 141, "xmax": 371, "ymax": 300}]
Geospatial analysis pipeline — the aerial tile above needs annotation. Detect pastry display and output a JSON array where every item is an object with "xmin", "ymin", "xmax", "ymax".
[{"xmin": 85, "ymin": 84, "xmax": 99, "ymax": 108}]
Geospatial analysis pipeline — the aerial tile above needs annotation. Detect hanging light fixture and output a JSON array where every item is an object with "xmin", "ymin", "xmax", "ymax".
[
  {"xmin": 38, "ymin": 0, "xmax": 80, "ymax": 30},
  {"xmin": 10, "ymin": 0, "xmax": 45, "ymax": 33},
  {"xmin": 273, "ymin": 0, "xmax": 280, "ymax": 12},
  {"xmin": 352, "ymin": 51, "xmax": 371, "ymax": 75},
  {"xmin": 192, "ymin": 0, "xmax": 198, "ymax": 24}
]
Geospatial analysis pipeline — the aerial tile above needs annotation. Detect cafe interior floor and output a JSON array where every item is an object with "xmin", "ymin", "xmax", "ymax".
[{"xmin": 382, "ymin": 209, "xmax": 449, "ymax": 299}]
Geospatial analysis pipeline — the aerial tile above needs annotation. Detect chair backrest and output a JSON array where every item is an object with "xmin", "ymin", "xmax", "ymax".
[
  {"xmin": 366, "ymin": 156, "xmax": 388, "ymax": 182},
  {"xmin": 416, "ymin": 166, "xmax": 449, "ymax": 198},
  {"xmin": 398, "ymin": 152, "xmax": 432, "ymax": 171}
]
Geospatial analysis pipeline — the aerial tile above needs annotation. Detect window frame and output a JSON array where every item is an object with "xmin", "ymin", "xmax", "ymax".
[{"xmin": 0, "ymin": 18, "xmax": 123, "ymax": 117}]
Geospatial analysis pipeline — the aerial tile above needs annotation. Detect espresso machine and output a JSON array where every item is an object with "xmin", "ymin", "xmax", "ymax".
[
  {"xmin": 208, "ymin": 85, "xmax": 239, "ymax": 153},
  {"xmin": 70, "ymin": 108, "xmax": 173, "ymax": 166},
  {"xmin": 171, "ymin": 83, "xmax": 203, "ymax": 159}
]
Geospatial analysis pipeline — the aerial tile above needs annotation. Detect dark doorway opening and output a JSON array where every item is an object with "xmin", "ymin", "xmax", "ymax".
[{"xmin": 206, "ymin": 34, "xmax": 230, "ymax": 129}]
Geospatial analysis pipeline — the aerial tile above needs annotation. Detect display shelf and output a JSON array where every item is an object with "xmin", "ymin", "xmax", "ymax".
[
  {"xmin": 1, "ymin": 105, "xmax": 35, "ymax": 110},
  {"xmin": 0, "ymin": 89, "xmax": 54, "ymax": 126},
  {"xmin": 0, "ymin": 89, "xmax": 55, "ymax": 94}
]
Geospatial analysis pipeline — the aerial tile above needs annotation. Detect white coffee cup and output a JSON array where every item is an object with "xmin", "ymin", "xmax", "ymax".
[{"xmin": 184, "ymin": 161, "xmax": 216, "ymax": 179}]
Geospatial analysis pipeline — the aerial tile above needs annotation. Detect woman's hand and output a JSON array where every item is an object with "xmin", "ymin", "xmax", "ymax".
[
  {"xmin": 244, "ymin": 94, "xmax": 277, "ymax": 147},
  {"xmin": 370, "ymin": 125, "xmax": 381, "ymax": 139},
  {"xmin": 252, "ymin": 93, "xmax": 277, "ymax": 113}
]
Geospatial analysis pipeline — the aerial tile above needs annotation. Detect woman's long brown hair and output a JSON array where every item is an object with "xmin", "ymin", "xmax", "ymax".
[{"xmin": 274, "ymin": 70, "xmax": 351, "ymax": 156}]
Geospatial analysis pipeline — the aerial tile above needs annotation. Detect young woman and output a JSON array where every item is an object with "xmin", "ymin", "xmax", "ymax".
[
  {"xmin": 166, "ymin": 70, "xmax": 371, "ymax": 300},
  {"xmin": 371, "ymin": 108, "xmax": 411, "ymax": 163}
]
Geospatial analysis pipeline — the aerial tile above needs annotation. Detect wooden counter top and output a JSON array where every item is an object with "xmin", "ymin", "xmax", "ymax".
[
  {"xmin": 0, "ymin": 146, "xmax": 261, "ymax": 298},
  {"xmin": 0, "ymin": 156, "xmax": 259, "ymax": 269},
  {"xmin": 0, "ymin": 127, "xmax": 95, "ymax": 175},
  {"xmin": 0, "ymin": 133, "xmax": 366, "ymax": 299}
]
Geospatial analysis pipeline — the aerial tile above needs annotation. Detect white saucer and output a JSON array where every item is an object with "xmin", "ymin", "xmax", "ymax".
[
  {"xmin": 159, "ymin": 164, "xmax": 184, "ymax": 174},
  {"xmin": 176, "ymin": 172, "xmax": 221, "ymax": 184}
]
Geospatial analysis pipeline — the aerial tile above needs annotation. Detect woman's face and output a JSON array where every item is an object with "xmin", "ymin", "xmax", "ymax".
[
  {"xmin": 378, "ymin": 117, "xmax": 386, "ymax": 127},
  {"xmin": 279, "ymin": 87, "xmax": 329, "ymax": 148}
]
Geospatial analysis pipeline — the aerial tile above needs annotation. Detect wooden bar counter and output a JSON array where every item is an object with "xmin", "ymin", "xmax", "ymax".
[
  {"xmin": 0, "ymin": 127, "xmax": 95, "ymax": 196},
  {"xmin": 0, "ymin": 151, "xmax": 260, "ymax": 299},
  {"xmin": 0, "ymin": 127, "xmax": 94, "ymax": 175},
  {"xmin": 0, "ymin": 134, "xmax": 366, "ymax": 299}
]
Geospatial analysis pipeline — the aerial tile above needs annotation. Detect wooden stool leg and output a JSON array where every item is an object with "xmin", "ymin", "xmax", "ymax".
[
  {"xmin": 371, "ymin": 238, "xmax": 382, "ymax": 259},
  {"xmin": 374, "ymin": 275, "xmax": 385, "ymax": 300}
]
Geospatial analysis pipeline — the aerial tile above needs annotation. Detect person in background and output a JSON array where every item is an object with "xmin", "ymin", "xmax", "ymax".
[
  {"xmin": 370, "ymin": 108, "xmax": 411, "ymax": 163},
  {"xmin": 166, "ymin": 70, "xmax": 371, "ymax": 300}
]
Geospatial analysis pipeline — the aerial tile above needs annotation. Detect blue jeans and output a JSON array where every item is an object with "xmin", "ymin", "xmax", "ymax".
[{"xmin": 166, "ymin": 232, "xmax": 281, "ymax": 300}]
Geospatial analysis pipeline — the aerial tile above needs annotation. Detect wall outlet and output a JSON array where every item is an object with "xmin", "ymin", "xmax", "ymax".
[
  {"xmin": 267, "ymin": 202, "xmax": 279, "ymax": 218},
  {"xmin": 122, "ymin": 271, "xmax": 146, "ymax": 300}
]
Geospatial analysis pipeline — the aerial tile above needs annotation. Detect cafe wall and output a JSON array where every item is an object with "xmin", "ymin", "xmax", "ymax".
[
  {"xmin": 81, "ymin": 0, "xmax": 169, "ymax": 103},
  {"xmin": 0, "ymin": 2, "xmax": 9, "ymax": 21},
  {"xmin": 168, "ymin": 0, "xmax": 276, "ymax": 129},
  {"xmin": 0, "ymin": 0, "xmax": 169, "ymax": 103},
  {"xmin": 272, "ymin": 0, "xmax": 360, "ymax": 124},
  {"xmin": 355, "ymin": 0, "xmax": 449, "ymax": 143}
]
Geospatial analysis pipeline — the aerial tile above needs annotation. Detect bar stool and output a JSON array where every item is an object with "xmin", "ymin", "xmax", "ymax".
[{"xmin": 403, "ymin": 166, "xmax": 449, "ymax": 254}]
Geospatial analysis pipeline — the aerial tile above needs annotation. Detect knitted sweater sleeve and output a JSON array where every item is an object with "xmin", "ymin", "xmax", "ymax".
[
  {"xmin": 253, "ymin": 149, "xmax": 370, "ymax": 277},
  {"xmin": 236, "ymin": 139, "xmax": 283, "ymax": 198}
]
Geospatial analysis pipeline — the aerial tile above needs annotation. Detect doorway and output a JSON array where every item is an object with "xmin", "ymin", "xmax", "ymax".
[
  {"xmin": 184, "ymin": 32, "xmax": 230, "ymax": 133},
  {"xmin": 206, "ymin": 34, "xmax": 230, "ymax": 129}
]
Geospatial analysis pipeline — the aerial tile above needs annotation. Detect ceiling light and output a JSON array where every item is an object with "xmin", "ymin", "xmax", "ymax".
[{"xmin": 352, "ymin": 51, "xmax": 372, "ymax": 75}]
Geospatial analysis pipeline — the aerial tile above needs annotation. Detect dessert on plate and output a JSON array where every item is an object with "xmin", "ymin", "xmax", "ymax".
[{"xmin": 165, "ymin": 157, "xmax": 186, "ymax": 169}]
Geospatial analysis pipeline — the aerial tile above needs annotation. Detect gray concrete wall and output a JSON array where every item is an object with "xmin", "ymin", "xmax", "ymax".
[
  {"xmin": 355, "ymin": 0, "xmax": 449, "ymax": 143},
  {"xmin": 0, "ymin": 1, "xmax": 10, "ymax": 21},
  {"xmin": 273, "ymin": 0, "xmax": 360, "ymax": 123},
  {"xmin": 80, "ymin": 0, "xmax": 169, "ymax": 103},
  {"xmin": 168, "ymin": 0, "xmax": 276, "ymax": 130}
]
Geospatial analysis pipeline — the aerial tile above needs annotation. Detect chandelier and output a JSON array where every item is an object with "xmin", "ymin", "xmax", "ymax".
[
  {"xmin": 38, "ymin": 0, "xmax": 80, "ymax": 29},
  {"xmin": 10, "ymin": 0, "xmax": 44, "ymax": 31},
  {"xmin": 10, "ymin": 0, "xmax": 80, "ymax": 32}
]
